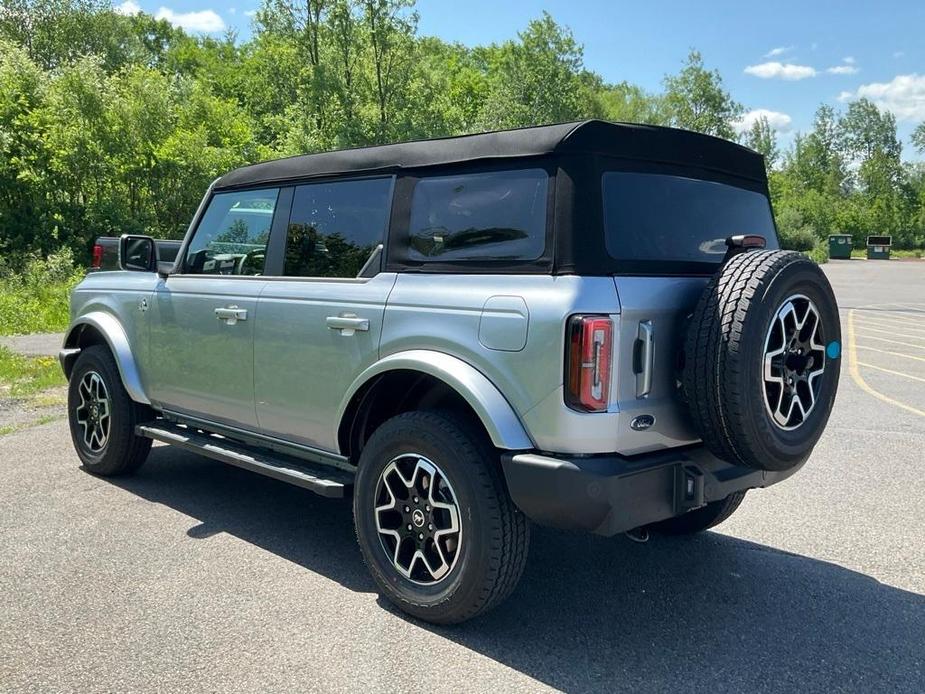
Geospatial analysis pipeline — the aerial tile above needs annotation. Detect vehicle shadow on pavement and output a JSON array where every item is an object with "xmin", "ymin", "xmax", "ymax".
[{"xmin": 116, "ymin": 446, "xmax": 924, "ymax": 693}]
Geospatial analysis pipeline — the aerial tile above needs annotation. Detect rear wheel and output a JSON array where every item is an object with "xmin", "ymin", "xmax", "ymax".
[
  {"xmin": 353, "ymin": 411, "xmax": 529, "ymax": 624},
  {"xmin": 650, "ymin": 492, "xmax": 746, "ymax": 535},
  {"xmin": 67, "ymin": 345, "xmax": 152, "ymax": 476}
]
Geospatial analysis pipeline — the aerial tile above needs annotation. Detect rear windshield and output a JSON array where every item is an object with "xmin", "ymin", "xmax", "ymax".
[{"xmin": 602, "ymin": 172, "xmax": 778, "ymax": 273}]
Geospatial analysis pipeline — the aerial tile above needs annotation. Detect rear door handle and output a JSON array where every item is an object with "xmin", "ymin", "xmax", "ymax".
[
  {"xmin": 326, "ymin": 314, "xmax": 369, "ymax": 336},
  {"xmin": 634, "ymin": 320, "xmax": 654, "ymax": 398},
  {"xmin": 215, "ymin": 306, "xmax": 247, "ymax": 324}
]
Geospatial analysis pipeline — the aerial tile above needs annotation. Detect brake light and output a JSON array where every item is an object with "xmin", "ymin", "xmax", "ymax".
[
  {"xmin": 565, "ymin": 315, "xmax": 613, "ymax": 412},
  {"xmin": 91, "ymin": 243, "xmax": 103, "ymax": 269}
]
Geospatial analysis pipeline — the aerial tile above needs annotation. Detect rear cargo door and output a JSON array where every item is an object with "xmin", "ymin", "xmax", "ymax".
[{"xmin": 603, "ymin": 171, "xmax": 779, "ymax": 448}]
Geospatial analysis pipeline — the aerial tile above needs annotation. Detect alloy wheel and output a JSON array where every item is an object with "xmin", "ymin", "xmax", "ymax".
[
  {"xmin": 374, "ymin": 454, "xmax": 462, "ymax": 585},
  {"xmin": 762, "ymin": 294, "xmax": 826, "ymax": 430},
  {"xmin": 75, "ymin": 370, "xmax": 111, "ymax": 452}
]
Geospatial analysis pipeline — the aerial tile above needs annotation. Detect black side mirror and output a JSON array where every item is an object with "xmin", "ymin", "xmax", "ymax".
[{"xmin": 120, "ymin": 234, "xmax": 156, "ymax": 272}]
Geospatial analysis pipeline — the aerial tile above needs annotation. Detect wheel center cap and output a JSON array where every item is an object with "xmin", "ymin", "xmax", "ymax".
[{"xmin": 411, "ymin": 509, "xmax": 425, "ymax": 528}]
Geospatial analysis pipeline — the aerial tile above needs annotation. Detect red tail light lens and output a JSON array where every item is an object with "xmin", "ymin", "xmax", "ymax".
[
  {"xmin": 565, "ymin": 315, "xmax": 613, "ymax": 412},
  {"xmin": 91, "ymin": 243, "xmax": 103, "ymax": 269}
]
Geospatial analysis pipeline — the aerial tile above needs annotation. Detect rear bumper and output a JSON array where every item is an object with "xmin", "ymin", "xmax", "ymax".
[{"xmin": 501, "ymin": 446, "xmax": 803, "ymax": 536}]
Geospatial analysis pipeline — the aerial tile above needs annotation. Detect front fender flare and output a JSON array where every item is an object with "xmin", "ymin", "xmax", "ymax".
[
  {"xmin": 337, "ymin": 350, "xmax": 534, "ymax": 451},
  {"xmin": 63, "ymin": 311, "xmax": 150, "ymax": 405}
]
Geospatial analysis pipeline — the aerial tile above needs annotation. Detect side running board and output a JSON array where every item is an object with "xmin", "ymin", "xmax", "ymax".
[{"xmin": 136, "ymin": 422, "xmax": 354, "ymax": 498}]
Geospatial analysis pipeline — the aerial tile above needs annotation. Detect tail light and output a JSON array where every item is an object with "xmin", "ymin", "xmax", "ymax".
[
  {"xmin": 565, "ymin": 315, "xmax": 613, "ymax": 412},
  {"xmin": 91, "ymin": 243, "xmax": 103, "ymax": 269}
]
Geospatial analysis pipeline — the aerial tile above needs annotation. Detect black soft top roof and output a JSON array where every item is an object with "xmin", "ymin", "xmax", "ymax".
[{"xmin": 213, "ymin": 119, "xmax": 766, "ymax": 190}]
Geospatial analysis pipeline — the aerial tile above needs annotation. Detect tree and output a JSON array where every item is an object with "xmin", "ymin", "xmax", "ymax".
[
  {"xmin": 743, "ymin": 115, "xmax": 779, "ymax": 170},
  {"xmin": 912, "ymin": 122, "xmax": 925, "ymax": 154},
  {"xmin": 662, "ymin": 50, "xmax": 742, "ymax": 139},
  {"xmin": 476, "ymin": 13, "xmax": 591, "ymax": 129}
]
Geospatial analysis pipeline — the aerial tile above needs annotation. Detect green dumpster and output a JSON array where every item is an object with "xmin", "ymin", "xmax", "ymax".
[
  {"xmin": 828, "ymin": 234, "xmax": 853, "ymax": 259},
  {"xmin": 866, "ymin": 235, "xmax": 892, "ymax": 260}
]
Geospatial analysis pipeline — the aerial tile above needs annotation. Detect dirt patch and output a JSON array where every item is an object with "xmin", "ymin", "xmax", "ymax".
[{"xmin": 0, "ymin": 385, "xmax": 67, "ymax": 436}]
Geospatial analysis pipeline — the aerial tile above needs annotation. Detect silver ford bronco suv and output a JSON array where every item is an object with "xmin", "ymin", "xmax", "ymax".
[{"xmin": 61, "ymin": 120, "xmax": 841, "ymax": 624}]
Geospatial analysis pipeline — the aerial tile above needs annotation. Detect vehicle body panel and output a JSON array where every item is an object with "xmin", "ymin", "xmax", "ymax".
[
  {"xmin": 254, "ymin": 273, "xmax": 397, "ymax": 450},
  {"xmin": 147, "ymin": 275, "xmax": 266, "ymax": 429}
]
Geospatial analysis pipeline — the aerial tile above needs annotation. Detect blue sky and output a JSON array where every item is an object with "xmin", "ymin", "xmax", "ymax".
[{"xmin": 115, "ymin": 1, "xmax": 925, "ymax": 158}]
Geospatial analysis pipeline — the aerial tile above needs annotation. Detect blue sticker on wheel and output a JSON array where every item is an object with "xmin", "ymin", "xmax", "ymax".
[{"xmin": 826, "ymin": 341, "xmax": 841, "ymax": 359}]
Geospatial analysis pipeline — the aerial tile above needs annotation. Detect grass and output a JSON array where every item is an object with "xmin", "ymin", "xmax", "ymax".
[
  {"xmin": 0, "ymin": 249, "xmax": 83, "ymax": 336},
  {"xmin": 0, "ymin": 413, "xmax": 64, "ymax": 437},
  {"xmin": 849, "ymin": 248, "xmax": 924, "ymax": 259},
  {"xmin": 0, "ymin": 345, "xmax": 67, "ymax": 398}
]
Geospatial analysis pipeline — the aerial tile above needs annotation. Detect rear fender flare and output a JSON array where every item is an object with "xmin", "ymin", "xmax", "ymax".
[
  {"xmin": 337, "ymin": 350, "xmax": 534, "ymax": 452},
  {"xmin": 63, "ymin": 312, "xmax": 150, "ymax": 405}
]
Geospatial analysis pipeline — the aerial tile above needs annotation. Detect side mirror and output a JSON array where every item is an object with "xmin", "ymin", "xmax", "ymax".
[{"xmin": 120, "ymin": 234, "xmax": 156, "ymax": 272}]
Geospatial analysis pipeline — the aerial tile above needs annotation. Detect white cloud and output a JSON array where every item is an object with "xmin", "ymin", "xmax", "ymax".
[
  {"xmin": 244, "ymin": 9, "xmax": 257, "ymax": 17},
  {"xmin": 114, "ymin": 0, "xmax": 141, "ymax": 14},
  {"xmin": 764, "ymin": 46, "xmax": 794, "ymax": 58},
  {"xmin": 838, "ymin": 74, "xmax": 925, "ymax": 121},
  {"xmin": 734, "ymin": 109, "xmax": 793, "ymax": 134},
  {"xmin": 826, "ymin": 57, "xmax": 858, "ymax": 75},
  {"xmin": 154, "ymin": 7, "xmax": 226, "ymax": 32},
  {"xmin": 894, "ymin": 51, "xmax": 905, "ymax": 59},
  {"xmin": 744, "ymin": 61, "xmax": 817, "ymax": 81}
]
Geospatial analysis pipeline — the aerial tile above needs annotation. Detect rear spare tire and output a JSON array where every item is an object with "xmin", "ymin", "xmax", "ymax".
[{"xmin": 682, "ymin": 250, "xmax": 840, "ymax": 472}]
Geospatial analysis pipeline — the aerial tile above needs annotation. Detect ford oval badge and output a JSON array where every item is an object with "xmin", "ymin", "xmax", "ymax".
[{"xmin": 631, "ymin": 415, "xmax": 656, "ymax": 431}]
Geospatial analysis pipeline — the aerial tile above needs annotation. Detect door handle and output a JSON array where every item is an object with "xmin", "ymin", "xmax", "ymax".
[
  {"xmin": 634, "ymin": 320, "xmax": 654, "ymax": 399},
  {"xmin": 326, "ymin": 314, "xmax": 369, "ymax": 336},
  {"xmin": 215, "ymin": 306, "xmax": 247, "ymax": 324}
]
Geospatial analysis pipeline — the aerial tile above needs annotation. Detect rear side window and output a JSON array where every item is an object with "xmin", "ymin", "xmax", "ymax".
[
  {"xmin": 285, "ymin": 177, "xmax": 392, "ymax": 278},
  {"xmin": 184, "ymin": 188, "xmax": 279, "ymax": 275},
  {"xmin": 407, "ymin": 169, "xmax": 548, "ymax": 262},
  {"xmin": 602, "ymin": 172, "xmax": 778, "ymax": 273}
]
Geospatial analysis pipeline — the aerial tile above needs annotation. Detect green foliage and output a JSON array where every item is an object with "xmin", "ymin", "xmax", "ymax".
[
  {"xmin": 0, "ymin": 0, "xmax": 922, "ymax": 278},
  {"xmin": 913, "ymin": 123, "xmax": 925, "ymax": 154},
  {"xmin": 805, "ymin": 240, "xmax": 829, "ymax": 265},
  {"xmin": 662, "ymin": 50, "xmax": 742, "ymax": 139},
  {"xmin": 743, "ymin": 116, "xmax": 779, "ymax": 170},
  {"xmin": 0, "ymin": 249, "xmax": 83, "ymax": 335},
  {"xmin": 0, "ymin": 345, "xmax": 66, "ymax": 397}
]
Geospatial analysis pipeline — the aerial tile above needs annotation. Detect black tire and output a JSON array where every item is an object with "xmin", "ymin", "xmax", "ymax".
[
  {"xmin": 353, "ymin": 411, "xmax": 529, "ymax": 624},
  {"xmin": 67, "ymin": 344, "xmax": 152, "ymax": 476},
  {"xmin": 682, "ymin": 250, "xmax": 840, "ymax": 472},
  {"xmin": 649, "ymin": 491, "xmax": 746, "ymax": 535}
]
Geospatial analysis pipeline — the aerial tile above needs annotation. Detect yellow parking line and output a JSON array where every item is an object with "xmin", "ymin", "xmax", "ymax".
[
  {"xmin": 853, "ymin": 333, "xmax": 925, "ymax": 350},
  {"xmin": 857, "ymin": 361, "xmax": 925, "ymax": 383},
  {"xmin": 847, "ymin": 310, "xmax": 925, "ymax": 419},
  {"xmin": 854, "ymin": 344, "xmax": 925, "ymax": 362},
  {"xmin": 855, "ymin": 322, "xmax": 925, "ymax": 339},
  {"xmin": 855, "ymin": 314, "xmax": 925, "ymax": 331}
]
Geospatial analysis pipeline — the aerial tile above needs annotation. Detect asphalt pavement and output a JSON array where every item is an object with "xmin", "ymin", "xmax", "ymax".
[{"xmin": 1, "ymin": 260, "xmax": 923, "ymax": 693}]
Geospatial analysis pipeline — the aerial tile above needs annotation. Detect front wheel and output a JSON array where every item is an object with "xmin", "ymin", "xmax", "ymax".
[
  {"xmin": 353, "ymin": 411, "xmax": 529, "ymax": 624},
  {"xmin": 67, "ymin": 345, "xmax": 152, "ymax": 476}
]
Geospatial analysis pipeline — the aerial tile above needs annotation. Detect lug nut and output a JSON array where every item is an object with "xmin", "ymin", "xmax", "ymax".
[
  {"xmin": 418, "ymin": 533, "xmax": 424, "ymax": 540},
  {"xmin": 427, "ymin": 523, "xmax": 433, "ymax": 530},
  {"xmin": 424, "ymin": 504, "xmax": 430, "ymax": 512},
  {"xmin": 407, "ymin": 524, "xmax": 412, "ymax": 531},
  {"xmin": 404, "ymin": 506, "xmax": 410, "ymax": 513},
  {"xmin": 413, "ymin": 496, "xmax": 419, "ymax": 504}
]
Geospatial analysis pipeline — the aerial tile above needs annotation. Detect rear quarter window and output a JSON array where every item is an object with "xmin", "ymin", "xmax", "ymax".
[
  {"xmin": 602, "ymin": 172, "xmax": 778, "ymax": 273},
  {"xmin": 407, "ymin": 169, "xmax": 548, "ymax": 262}
]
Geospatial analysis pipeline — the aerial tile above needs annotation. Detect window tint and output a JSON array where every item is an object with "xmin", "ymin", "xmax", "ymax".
[
  {"xmin": 602, "ymin": 172, "xmax": 778, "ymax": 270},
  {"xmin": 408, "ymin": 169, "xmax": 548, "ymax": 262},
  {"xmin": 184, "ymin": 188, "xmax": 279, "ymax": 275},
  {"xmin": 284, "ymin": 177, "xmax": 392, "ymax": 278}
]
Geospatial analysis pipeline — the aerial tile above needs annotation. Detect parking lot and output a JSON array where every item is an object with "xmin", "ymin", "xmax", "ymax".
[{"xmin": 1, "ymin": 259, "xmax": 923, "ymax": 693}]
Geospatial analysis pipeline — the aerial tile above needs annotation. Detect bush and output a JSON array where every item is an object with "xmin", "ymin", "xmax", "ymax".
[
  {"xmin": 779, "ymin": 226, "xmax": 818, "ymax": 252},
  {"xmin": 805, "ymin": 239, "xmax": 829, "ymax": 264},
  {"xmin": 0, "ymin": 249, "xmax": 84, "ymax": 335}
]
